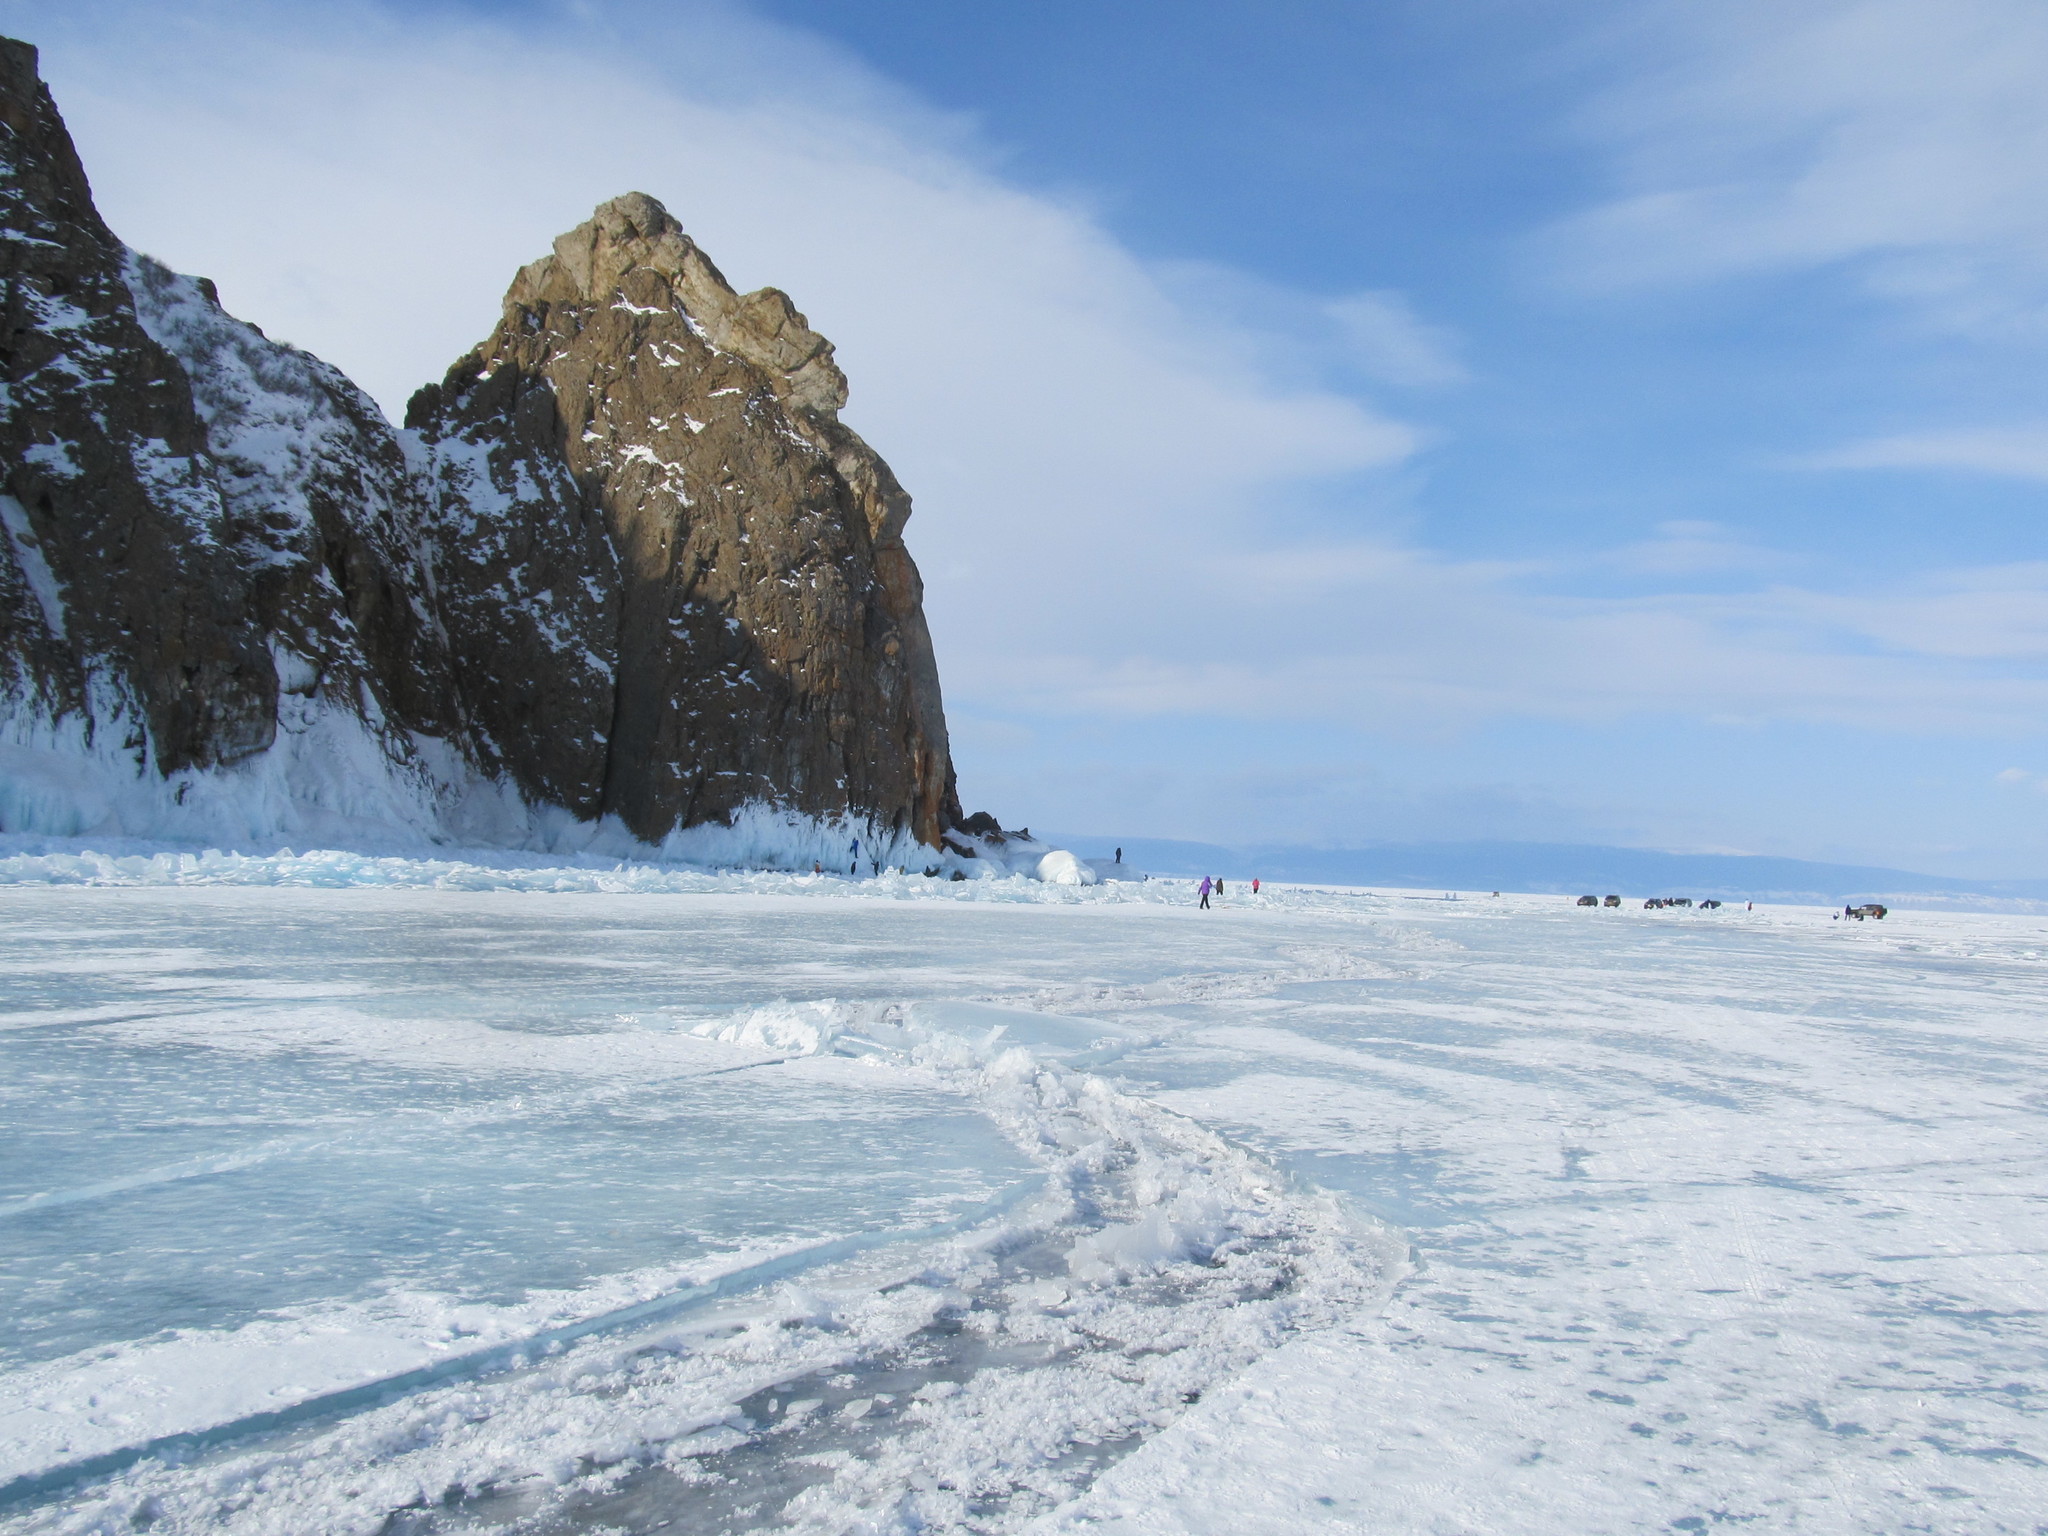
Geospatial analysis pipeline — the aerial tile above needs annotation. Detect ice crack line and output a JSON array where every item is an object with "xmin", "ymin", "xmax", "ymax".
[
  {"xmin": 0, "ymin": 1066, "xmax": 798, "ymax": 1223},
  {"xmin": 972, "ymin": 944, "xmax": 1413, "ymax": 1024},
  {"xmin": 0, "ymin": 1180, "xmax": 1045, "ymax": 1514}
]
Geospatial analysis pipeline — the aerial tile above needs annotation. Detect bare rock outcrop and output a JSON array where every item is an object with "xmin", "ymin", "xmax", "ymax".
[
  {"xmin": 0, "ymin": 37, "xmax": 278, "ymax": 774},
  {"xmin": 407, "ymin": 193, "xmax": 959, "ymax": 847}
]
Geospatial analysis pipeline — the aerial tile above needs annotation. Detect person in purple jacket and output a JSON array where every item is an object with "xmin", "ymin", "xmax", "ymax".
[{"xmin": 1198, "ymin": 875, "xmax": 1212, "ymax": 910}]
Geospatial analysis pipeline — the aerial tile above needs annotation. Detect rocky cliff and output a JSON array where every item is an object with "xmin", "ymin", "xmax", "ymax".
[
  {"xmin": 0, "ymin": 36, "xmax": 964, "ymax": 862},
  {"xmin": 0, "ymin": 38, "xmax": 280, "ymax": 780},
  {"xmin": 407, "ymin": 193, "xmax": 958, "ymax": 849}
]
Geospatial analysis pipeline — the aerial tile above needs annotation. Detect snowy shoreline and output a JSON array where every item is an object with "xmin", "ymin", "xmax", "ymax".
[{"xmin": 11, "ymin": 833, "xmax": 2048, "ymax": 917}]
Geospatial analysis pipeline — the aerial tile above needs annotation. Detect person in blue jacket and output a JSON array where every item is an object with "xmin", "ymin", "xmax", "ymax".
[{"xmin": 1198, "ymin": 876, "xmax": 1212, "ymax": 910}]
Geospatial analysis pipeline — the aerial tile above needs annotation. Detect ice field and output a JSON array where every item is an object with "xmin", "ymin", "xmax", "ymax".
[{"xmin": 1, "ymin": 855, "xmax": 2044, "ymax": 1533}]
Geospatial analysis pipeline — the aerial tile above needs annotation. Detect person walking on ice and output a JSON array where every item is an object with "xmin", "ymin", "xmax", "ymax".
[{"xmin": 1198, "ymin": 876, "xmax": 1212, "ymax": 910}]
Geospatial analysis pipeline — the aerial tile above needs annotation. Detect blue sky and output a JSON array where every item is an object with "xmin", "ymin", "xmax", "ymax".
[{"xmin": 11, "ymin": 0, "xmax": 2048, "ymax": 874}]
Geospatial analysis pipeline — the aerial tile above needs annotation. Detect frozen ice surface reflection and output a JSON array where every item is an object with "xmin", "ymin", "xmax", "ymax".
[
  {"xmin": 1, "ymin": 1035, "xmax": 1015, "ymax": 1364},
  {"xmin": 0, "ymin": 890, "xmax": 1050, "ymax": 1477}
]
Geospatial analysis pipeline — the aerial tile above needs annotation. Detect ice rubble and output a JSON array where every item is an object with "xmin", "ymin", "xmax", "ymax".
[{"xmin": 0, "ymin": 828, "xmax": 1142, "ymax": 895}]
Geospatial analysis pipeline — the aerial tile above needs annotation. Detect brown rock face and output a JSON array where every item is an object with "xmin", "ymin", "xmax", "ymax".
[
  {"xmin": 1, "ymin": 39, "xmax": 962, "ymax": 854},
  {"xmin": 0, "ymin": 36, "xmax": 277, "ymax": 773},
  {"xmin": 408, "ymin": 193, "xmax": 959, "ymax": 847}
]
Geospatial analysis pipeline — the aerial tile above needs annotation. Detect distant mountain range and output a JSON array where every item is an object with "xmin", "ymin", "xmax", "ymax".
[{"xmin": 1047, "ymin": 835, "xmax": 2048, "ymax": 909}]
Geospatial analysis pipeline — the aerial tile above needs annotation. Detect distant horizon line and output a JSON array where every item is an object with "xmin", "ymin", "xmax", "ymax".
[{"xmin": 1037, "ymin": 830, "xmax": 2048, "ymax": 903}]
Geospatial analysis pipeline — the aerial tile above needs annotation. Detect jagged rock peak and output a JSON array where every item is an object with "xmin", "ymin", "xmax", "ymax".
[
  {"xmin": 405, "ymin": 192, "xmax": 960, "ymax": 849},
  {"xmin": 511, "ymin": 192, "xmax": 849, "ymax": 416}
]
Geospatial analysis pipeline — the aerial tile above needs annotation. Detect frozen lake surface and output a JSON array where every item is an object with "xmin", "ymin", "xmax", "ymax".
[{"xmin": 0, "ymin": 855, "xmax": 2043, "ymax": 1533}]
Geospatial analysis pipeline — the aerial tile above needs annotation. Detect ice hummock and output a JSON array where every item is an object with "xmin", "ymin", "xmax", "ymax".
[{"xmin": 0, "ymin": 836, "xmax": 1141, "ymax": 896}]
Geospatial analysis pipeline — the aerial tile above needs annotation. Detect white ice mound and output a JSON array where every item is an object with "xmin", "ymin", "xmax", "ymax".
[
  {"xmin": 1066, "ymin": 1191, "xmax": 1231, "ymax": 1283},
  {"xmin": 691, "ymin": 999, "xmax": 847, "ymax": 1055},
  {"xmin": 1034, "ymin": 849, "xmax": 1098, "ymax": 886}
]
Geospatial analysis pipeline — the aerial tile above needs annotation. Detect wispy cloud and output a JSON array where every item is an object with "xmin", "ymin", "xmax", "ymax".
[
  {"xmin": 1147, "ymin": 261, "xmax": 1468, "ymax": 393},
  {"xmin": 1995, "ymin": 765, "xmax": 2048, "ymax": 795},
  {"xmin": 957, "ymin": 544, "xmax": 2048, "ymax": 737},
  {"xmin": 1545, "ymin": 0, "xmax": 2048, "ymax": 332},
  {"xmin": 1599, "ymin": 520, "xmax": 1787, "ymax": 578},
  {"xmin": 1795, "ymin": 424, "xmax": 2048, "ymax": 481},
  {"xmin": 1324, "ymin": 291, "xmax": 1468, "ymax": 388}
]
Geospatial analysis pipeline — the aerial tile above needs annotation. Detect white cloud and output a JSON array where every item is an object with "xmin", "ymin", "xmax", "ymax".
[
  {"xmin": 1600, "ymin": 520, "xmax": 1786, "ymax": 578},
  {"xmin": 1147, "ymin": 261, "xmax": 1468, "ymax": 393},
  {"xmin": 1994, "ymin": 766, "xmax": 2048, "ymax": 796},
  {"xmin": 1547, "ymin": 0, "xmax": 2048, "ymax": 330},
  {"xmin": 1786, "ymin": 564, "xmax": 2048, "ymax": 660},
  {"xmin": 952, "ymin": 542, "xmax": 2048, "ymax": 737},
  {"xmin": 1797, "ymin": 424, "xmax": 2048, "ymax": 481},
  {"xmin": 1324, "ymin": 291, "xmax": 1469, "ymax": 388}
]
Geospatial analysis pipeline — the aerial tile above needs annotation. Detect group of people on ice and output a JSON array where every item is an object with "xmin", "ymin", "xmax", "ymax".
[{"xmin": 1197, "ymin": 875, "xmax": 1258, "ymax": 909}]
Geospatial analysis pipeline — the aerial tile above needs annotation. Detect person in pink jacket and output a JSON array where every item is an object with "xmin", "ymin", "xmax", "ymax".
[{"xmin": 1198, "ymin": 876, "xmax": 1212, "ymax": 910}]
